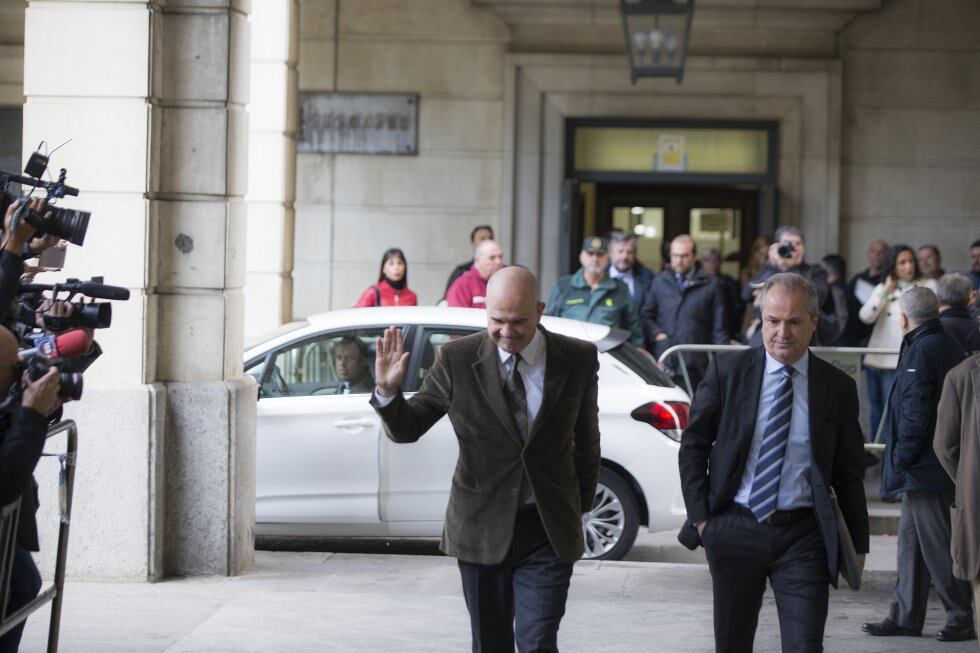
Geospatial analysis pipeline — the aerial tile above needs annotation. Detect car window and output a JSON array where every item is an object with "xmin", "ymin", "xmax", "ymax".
[
  {"xmin": 246, "ymin": 357, "xmax": 267, "ymax": 385},
  {"xmin": 413, "ymin": 328, "xmax": 478, "ymax": 389},
  {"xmin": 263, "ymin": 329, "xmax": 386, "ymax": 398},
  {"xmin": 608, "ymin": 342, "xmax": 675, "ymax": 388}
]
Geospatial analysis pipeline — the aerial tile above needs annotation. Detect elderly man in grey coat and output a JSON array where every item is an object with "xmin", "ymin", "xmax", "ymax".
[{"xmin": 935, "ymin": 352, "xmax": 980, "ymax": 639}]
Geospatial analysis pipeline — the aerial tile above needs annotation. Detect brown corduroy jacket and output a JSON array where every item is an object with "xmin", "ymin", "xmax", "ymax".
[
  {"xmin": 370, "ymin": 327, "xmax": 601, "ymax": 565},
  {"xmin": 934, "ymin": 353, "xmax": 980, "ymax": 581}
]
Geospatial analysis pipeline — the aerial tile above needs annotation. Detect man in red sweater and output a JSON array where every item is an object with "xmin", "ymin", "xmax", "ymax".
[{"xmin": 446, "ymin": 240, "xmax": 504, "ymax": 308}]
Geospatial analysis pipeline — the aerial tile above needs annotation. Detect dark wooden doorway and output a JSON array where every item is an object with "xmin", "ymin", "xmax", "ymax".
[{"xmin": 578, "ymin": 183, "xmax": 759, "ymax": 278}]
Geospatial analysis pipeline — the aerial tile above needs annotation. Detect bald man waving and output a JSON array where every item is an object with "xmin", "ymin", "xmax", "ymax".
[{"xmin": 371, "ymin": 266, "xmax": 601, "ymax": 653}]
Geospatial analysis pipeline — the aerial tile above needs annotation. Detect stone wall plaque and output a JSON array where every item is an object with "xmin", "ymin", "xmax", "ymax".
[{"xmin": 298, "ymin": 92, "xmax": 419, "ymax": 155}]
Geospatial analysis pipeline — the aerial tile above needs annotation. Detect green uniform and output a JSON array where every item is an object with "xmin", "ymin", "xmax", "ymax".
[{"xmin": 545, "ymin": 268, "xmax": 645, "ymax": 347}]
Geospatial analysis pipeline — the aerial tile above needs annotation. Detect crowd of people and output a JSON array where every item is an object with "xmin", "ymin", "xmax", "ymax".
[
  {"xmin": 354, "ymin": 227, "xmax": 980, "ymax": 399},
  {"xmin": 354, "ymin": 227, "xmax": 980, "ymax": 649}
]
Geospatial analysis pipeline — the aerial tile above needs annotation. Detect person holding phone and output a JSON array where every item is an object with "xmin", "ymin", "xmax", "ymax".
[{"xmin": 858, "ymin": 244, "xmax": 936, "ymax": 441}]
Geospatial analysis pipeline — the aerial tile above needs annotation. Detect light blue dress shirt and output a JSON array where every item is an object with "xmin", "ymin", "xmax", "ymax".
[{"xmin": 734, "ymin": 351, "xmax": 813, "ymax": 511}]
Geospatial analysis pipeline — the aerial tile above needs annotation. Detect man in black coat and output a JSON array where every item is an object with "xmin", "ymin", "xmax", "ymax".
[
  {"xmin": 863, "ymin": 287, "xmax": 975, "ymax": 642},
  {"xmin": 701, "ymin": 248, "xmax": 743, "ymax": 342},
  {"xmin": 936, "ymin": 273, "xmax": 980, "ymax": 353},
  {"xmin": 442, "ymin": 225, "xmax": 494, "ymax": 300},
  {"xmin": 742, "ymin": 227, "xmax": 845, "ymax": 346},
  {"xmin": 678, "ymin": 272, "xmax": 869, "ymax": 653},
  {"xmin": 847, "ymin": 239, "xmax": 889, "ymax": 346},
  {"xmin": 640, "ymin": 234, "xmax": 727, "ymax": 389},
  {"xmin": 606, "ymin": 232, "xmax": 655, "ymax": 313}
]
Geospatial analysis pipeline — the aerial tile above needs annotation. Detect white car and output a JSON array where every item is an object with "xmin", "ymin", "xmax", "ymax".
[{"xmin": 245, "ymin": 307, "xmax": 690, "ymax": 560}]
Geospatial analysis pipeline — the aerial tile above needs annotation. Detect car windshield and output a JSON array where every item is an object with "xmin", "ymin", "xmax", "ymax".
[
  {"xmin": 609, "ymin": 342, "xmax": 675, "ymax": 388},
  {"xmin": 245, "ymin": 320, "xmax": 310, "ymax": 351}
]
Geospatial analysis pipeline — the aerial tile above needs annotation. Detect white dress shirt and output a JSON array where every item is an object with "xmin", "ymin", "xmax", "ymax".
[
  {"xmin": 733, "ymin": 351, "xmax": 813, "ymax": 511},
  {"xmin": 497, "ymin": 328, "xmax": 547, "ymax": 428},
  {"xmin": 609, "ymin": 265, "xmax": 636, "ymax": 297}
]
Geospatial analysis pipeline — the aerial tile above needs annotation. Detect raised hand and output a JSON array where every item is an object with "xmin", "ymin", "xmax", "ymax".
[{"xmin": 375, "ymin": 326, "xmax": 410, "ymax": 396}]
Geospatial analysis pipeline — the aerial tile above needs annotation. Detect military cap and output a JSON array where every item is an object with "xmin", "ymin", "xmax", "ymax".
[{"xmin": 581, "ymin": 236, "xmax": 608, "ymax": 253}]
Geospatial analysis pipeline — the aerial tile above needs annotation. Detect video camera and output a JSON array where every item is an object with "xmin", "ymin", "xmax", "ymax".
[
  {"xmin": 17, "ymin": 278, "xmax": 128, "ymax": 331},
  {"xmin": 0, "ymin": 147, "xmax": 90, "ymax": 246},
  {"xmin": 7, "ymin": 276, "xmax": 127, "ymax": 404}
]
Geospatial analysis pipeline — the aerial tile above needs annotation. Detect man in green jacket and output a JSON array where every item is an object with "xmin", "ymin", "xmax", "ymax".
[{"xmin": 546, "ymin": 236, "xmax": 645, "ymax": 347}]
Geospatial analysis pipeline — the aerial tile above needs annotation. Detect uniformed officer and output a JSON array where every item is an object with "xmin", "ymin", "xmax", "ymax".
[{"xmin": 545, "ymin": 236, "xmax": 645, "ymax": 346}]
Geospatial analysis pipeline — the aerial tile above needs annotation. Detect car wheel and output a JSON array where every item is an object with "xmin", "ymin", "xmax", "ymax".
[{"xmin": 581, "ymin": 467, "xmax": 640, "ymax": 561}]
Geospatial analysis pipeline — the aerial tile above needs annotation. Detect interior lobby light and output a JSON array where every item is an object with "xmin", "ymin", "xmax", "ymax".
[
  {"xmin": 620, "ymin": 0, "xmax": 695, "ymax": 84},
  {"xmin": 630, "ymin": 206, "xmax": 645, "ymax": 215}
]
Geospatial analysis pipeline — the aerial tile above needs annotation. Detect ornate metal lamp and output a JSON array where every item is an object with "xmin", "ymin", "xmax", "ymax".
[{"xmin": 620, "ymin": 0, "xmax": 695, "ymax": 84}]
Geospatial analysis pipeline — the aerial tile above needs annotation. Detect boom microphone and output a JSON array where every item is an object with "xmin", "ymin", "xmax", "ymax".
[{"xmin": 19, "ymin": 280, "xmax": 130, "ymax": 301}]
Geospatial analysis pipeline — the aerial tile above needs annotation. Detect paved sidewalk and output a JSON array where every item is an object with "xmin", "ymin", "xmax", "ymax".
[{"xmin": 19, "ymin": 548, "xmax": 974, "ymax": 652}]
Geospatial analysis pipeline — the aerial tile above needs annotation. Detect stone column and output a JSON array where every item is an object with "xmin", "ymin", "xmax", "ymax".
[
  {"xmin": 244, "ymin": 0, "xmax": 298, "ymax": 338},
  {"xmin": 22, "ymin": 0, "xmax": 255, "ymax": 579}
]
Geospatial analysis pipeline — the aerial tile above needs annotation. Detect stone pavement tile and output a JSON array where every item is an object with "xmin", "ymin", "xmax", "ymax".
[{"xmin": 18, "ymin": 552, "xmax": 976, "ymax": 653}]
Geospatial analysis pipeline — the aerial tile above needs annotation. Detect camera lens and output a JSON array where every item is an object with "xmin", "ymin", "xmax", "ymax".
[
  {"xmin": 777, "ymin": 243, "xmax": 795, "ymax": 259},
  {"xmin": 77, "ymin": 302, "xmax": 111, "ymax": 329},
  {"xmin": 58, "ymin": 372, "xmax": 83, "ymax": 401},
  {"xmin": 46, "ymin": 207, "xmax": 90, "ymax": 246}
]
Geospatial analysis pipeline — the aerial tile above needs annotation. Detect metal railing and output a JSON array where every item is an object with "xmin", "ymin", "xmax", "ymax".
[
  {"xmin": 0, "ymin": 419, "xmax": 78, "ymax": 652},
  {"xmin": 658, "ymin": 345, "xmax": 899, "ymax": 452}
]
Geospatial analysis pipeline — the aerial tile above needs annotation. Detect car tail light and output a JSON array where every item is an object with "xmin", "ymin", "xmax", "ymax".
[{"xmin": 631, "ymin": 401, "xmax": 689, "ymax": 440}]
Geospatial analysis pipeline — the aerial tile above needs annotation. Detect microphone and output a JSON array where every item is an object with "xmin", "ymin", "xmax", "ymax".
[
  {"xmin": 70, "ymin": 282, "xmax": 130, "ymax": 301},
  {"xmin": 19, "ymin": 280, "xmax": 131, "ymax": 301},
  {"xmin": 19, "ymin": 329, "xmax": 93, "ymax": 361}
]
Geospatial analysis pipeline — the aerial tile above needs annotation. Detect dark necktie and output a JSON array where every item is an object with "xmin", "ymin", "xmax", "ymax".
[
  {"xmin": 503, "ymin": 353, "xmax": 528, "ymax": 440},
  {"xmin": 748, "ymin": 365, "xmax": 795, "ymax": 521}
]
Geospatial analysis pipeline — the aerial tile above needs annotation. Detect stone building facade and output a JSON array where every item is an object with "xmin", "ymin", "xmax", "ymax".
[{"xmin": 0, "ymin": 0, "xmax": 976, "ymax": 580}]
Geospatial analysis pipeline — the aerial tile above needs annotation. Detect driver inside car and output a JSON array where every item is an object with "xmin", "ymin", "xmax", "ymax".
[{"xmin": 333, "ymin": 337, "xmax": 375, "ymax": 394}]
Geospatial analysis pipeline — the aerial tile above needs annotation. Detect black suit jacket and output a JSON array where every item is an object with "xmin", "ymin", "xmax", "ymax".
[
  {"xmin": 370, "ymin": 327, "xmax": 601, "ymax": 565},
  {"xmin": 677, "ymin": 347, "xmax": 869, "ymax": 585}
]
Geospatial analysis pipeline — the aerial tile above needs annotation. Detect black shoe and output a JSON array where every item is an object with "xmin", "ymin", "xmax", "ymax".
[
  {"xmin": 862, "ymin": 619, "xmax": 922, "ymax": 637},
  {"xmin": 936, "ymin": 625, "xmax": 977, "ymax": 642}
]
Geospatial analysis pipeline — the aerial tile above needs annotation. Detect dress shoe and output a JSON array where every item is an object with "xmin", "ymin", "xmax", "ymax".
[
  {"xmin": 936, "ymin": 625, "xmax": 976, "ymax": 642},
  {"xmin": 862, "ymin": 619, "xmax": 921, "ymax": 637}
]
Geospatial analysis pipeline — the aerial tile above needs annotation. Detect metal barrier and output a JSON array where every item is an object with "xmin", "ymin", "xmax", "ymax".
[
  {"xmin": 0, "ymin": 420, "xmax": 77, "ymax": 652},
  {"xmin": 658, "ymin": 345, "xmax": 899, "ymax": 452}
]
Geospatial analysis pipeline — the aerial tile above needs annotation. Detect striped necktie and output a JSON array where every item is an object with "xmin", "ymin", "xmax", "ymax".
[
  {"xmin": 747, "ymin": 365, "xmax": 795, "ymax": 521},
  {"xmin": 503, "ymin": 353, "xmax": 528, "ymax": 440}
]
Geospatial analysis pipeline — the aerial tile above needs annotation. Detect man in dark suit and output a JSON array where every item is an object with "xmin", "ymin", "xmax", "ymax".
[
  {"xmin": 371, "ymin": 266, "xmax": 601, "ymax": 653},
  {"xmin": 678, "ymin": 272, "xmax": 870, "ymax": 653},
  {"xmin": 606, "ymin": 232, "xmax": 655, "ymax": 314}
]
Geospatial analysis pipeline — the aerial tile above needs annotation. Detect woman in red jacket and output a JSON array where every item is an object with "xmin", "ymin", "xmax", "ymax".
[{"xmin": 355, "ymin": 248, "xmax": 419, "ymax": 307}]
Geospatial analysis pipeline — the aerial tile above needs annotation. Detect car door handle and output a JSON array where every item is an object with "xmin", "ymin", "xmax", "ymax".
[{"xmin": 333, "ymin": 418, "xmax": 376, "ymax": 429}]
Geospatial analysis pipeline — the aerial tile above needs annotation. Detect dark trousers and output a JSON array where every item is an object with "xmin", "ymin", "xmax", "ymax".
[
  {"xmin": 888, "ymin": 489, "xmax": 974, "ymax": 630},
  {"xmin": 703, "ymin": 504, "xmax": 830, "ymax": 653},
  {"xmin": 457, "ymin": 507, "xmax": 573, "ymax": 653},
  {"xmin": 865, "ymin": 367, "xmax": 896, "ymax": 443},
  {"xmin": 0, "ymin": 546, "xmax": 41, "ymax": 653}
]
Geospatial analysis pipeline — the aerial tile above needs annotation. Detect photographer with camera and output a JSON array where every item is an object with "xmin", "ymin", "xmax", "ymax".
[
  {"xmin": 0, "ymin": 323, "xmax": 62, "ymax": 653},
  {"xmin": 0, "ymin": 199, "xmax": 62, "ymax": 324},
  {"xmin": 742, "ymin": 226, "xmax": 847, "ymax": 346}
]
